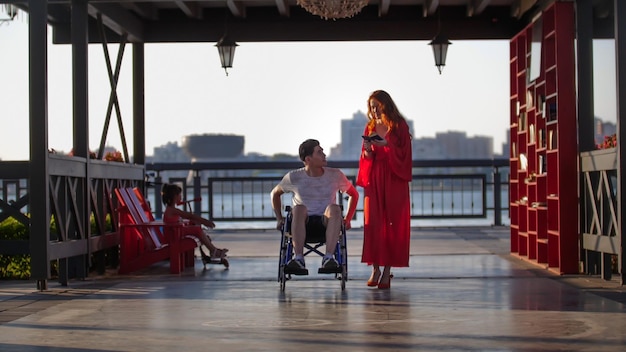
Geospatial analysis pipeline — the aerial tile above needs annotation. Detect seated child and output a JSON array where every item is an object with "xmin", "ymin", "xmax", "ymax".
[{"xmin": 161, "ymin": 183, "xmax": 229, "ymax": 268}]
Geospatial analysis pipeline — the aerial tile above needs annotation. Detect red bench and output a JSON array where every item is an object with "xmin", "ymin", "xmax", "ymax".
[{"xmin": 115, "ymin": 187, "xmax": 198, "ymax": 274}]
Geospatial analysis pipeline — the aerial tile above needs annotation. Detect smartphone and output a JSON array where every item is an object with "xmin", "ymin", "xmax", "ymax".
[{"xmin": 362, "ymin": 134, "xmax": 383, "ymax": 142}]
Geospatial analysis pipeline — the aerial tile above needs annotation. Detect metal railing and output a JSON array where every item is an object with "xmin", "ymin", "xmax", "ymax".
[
  {"xmin": 144, "ymin": 159, "xmax": 510, "ymax": 226},
  {"xmin": 0, "ymin": 158, "xmax": 508, "ymax": 283}
]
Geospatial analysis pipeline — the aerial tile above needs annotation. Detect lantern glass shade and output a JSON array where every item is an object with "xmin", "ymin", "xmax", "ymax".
[
  {"xmin": 215, "ymin": 35, "xmax": 238, "ymax": 75},
  {"xmin": 429, "ymin": 33, "xmax": 451, "ymax": 74}
]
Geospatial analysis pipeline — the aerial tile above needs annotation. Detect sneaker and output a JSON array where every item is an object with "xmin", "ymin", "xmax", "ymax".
[
  {"xmin": 285, "ymin": 258, "xmax": 308, "ymax": 275},
  {"xmin": 321, "ymin": 257, "xmax": 339, "ymax": 270},
  {"xmin": 287, "ymin": 258, "xmax": 306, "ymax": 269}
]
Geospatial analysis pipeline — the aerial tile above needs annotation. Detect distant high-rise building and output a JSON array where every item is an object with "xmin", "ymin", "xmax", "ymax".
[
  {"xmin": 431, "ymin": 131, "xmax": 493, "ymax": 159},
  {"xmin": 335, "ymin": 111, "xmax": 369, "ymax": 160},
  {"xmin": 182, "ymin": 134, "xmax": 244, "ymax": 161},
  {"xmin": 413, "ymin": 137, "xmax": 444, "ymax": 160},
  {"xmin": 332, "ymin": 110, "xmax": 414, "ymax": 160},
  {"xmin": 149, "ymin": 141, "xmax": 191, "ymax": 182},
  {"xmin": 412, "ymin": 131, "xmax": 493, "ymax": 160},
  {"xmin": 594, "ymin": 117, "xmax": 616, "ymax": 147},
  {"xmin": 151, "ymin": 134, "xmax": 250, "ymax": 183},
  {"xmin": 152, "ymin": 141, "xmax": 191, "ymax": 163},
  {"xmin": 500, "ymin": 131, "xmax": 510, "ymax": 158}
]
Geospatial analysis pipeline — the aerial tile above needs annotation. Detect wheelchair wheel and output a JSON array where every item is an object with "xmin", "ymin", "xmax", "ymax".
[
  {"xmin": 341, "ymin": 231, "xmax": 348, "ymax": 281},
  {"xmin": 279, "ymin": 268, "xmax": 287, "ymax": 291},
  {"xmin": 338, "ymin": 230, "xmax": 348, "ymax": 291},
  {"xmin": 278, "ymin": 228, "xmax": 288, "ymax": 291}
]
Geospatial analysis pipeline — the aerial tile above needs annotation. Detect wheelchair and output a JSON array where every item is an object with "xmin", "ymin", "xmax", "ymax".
[{"xmin": 278, "ymin": 205, "xmax": 348, "ymax": 291}]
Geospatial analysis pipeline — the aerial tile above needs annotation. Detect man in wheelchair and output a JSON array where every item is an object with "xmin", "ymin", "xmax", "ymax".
[{"xmin": 271, "ymin": 139, "xmax": 359, "ymax": 275}]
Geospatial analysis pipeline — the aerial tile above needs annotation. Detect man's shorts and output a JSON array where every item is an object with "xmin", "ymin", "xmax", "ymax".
[{"xmin": 305, "ymin": 215, "xmax": 326, "ymax": 243}]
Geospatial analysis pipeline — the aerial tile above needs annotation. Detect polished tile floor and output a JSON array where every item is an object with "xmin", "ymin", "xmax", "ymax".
[{"xmin": 1, "ymin": 227, "xmax": 625, "ymax": 351}]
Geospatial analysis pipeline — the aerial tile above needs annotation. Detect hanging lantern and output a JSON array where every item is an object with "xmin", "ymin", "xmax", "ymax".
[
  {"xmin": 429, "ymin": 33, "xmax": 452, "ymax": 75},
  {"xmin": 215, "ymin": 34, "xmax": 238, "ymax": 76}
]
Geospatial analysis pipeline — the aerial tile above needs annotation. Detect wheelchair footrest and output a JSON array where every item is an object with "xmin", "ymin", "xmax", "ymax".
[
  {"xmin": 318, "ymin": 266, "xmax": 343, "ymax": 274},
  {"xmin": 284, "ymin": 267, "xmax": 309, "ymax": 276}
]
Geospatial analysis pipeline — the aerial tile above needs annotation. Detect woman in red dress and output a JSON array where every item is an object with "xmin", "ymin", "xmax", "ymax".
[{"xmin": 357, "ymin": 90, "xmax": 412, "ymax": 289}]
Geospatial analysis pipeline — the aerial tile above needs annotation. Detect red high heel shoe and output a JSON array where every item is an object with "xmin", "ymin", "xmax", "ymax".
[
  {"xmin": 366, "ymin": 271, "xmax": 381, "ymax": 287},
  {"xmin": 377, "ymin": 274, "xmax": 393, "ymax": 289}
]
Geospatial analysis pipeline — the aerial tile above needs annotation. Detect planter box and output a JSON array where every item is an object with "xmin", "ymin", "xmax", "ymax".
[{"xmin": 580, "ymin": 148, "xmax": 617, "ymax": 172}]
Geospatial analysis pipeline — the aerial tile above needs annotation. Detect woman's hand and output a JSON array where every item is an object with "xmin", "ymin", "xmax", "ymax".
[
  {"xmin": 371, "ymin": 138, "xmax": 387, "ymax": 147},
  {"xmin": 205, "ymin": 219, "xmax": 216, "ymax": 229},
  {"xmin": 343, "ymin": 218, "xmax": 352, "ymax": 231}
]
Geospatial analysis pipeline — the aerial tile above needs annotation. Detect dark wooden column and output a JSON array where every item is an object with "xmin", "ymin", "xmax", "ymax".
[
  {"xmin": 576, "ymin": 0, "xmax": 594, "ymax": 152},
  {"xmin": 133, "ymin": 43, "xmax": 146, "ymax": 165},
  {"xmin": 28, "ymin": 0, "xmax": 50, "ymax": 290},
  {"xmin": 57, "ymin": 0, "xmax": 90, "ymax": 284},
  {"xmin": 72, "ymin": 0, "xmax": 89, "ymax": 158},
  {"xmin": 615, "ymin": 0, "xmax": 626, "ymax": 285},
  {"xmin": 576, "ymin": 0, "xmax": 599, "ymax": 275}
]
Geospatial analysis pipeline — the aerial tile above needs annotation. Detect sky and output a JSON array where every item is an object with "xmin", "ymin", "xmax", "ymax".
[{"xmin": 0, "ymin": 15, "xmax": 617, "ymax": 161}]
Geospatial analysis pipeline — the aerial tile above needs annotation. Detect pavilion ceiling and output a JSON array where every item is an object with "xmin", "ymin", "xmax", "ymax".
[{"xmin": 4, "ymin": 0, "xmax": 615, "ymax": 43}]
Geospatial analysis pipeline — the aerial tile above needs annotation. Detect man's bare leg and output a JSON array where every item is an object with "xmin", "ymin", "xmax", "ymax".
[
  {"xmin": 291, "ymin": 205, "xmax": 307, "ymax": 258},
  {"xmin": 323, "ymin": 204, "xmax": 342, "ymax": 256}
]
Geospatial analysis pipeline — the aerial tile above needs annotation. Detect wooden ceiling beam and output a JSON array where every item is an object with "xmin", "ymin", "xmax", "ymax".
[
  {"xmin": 122, "ymin": 1, "xmax": 158, "ymax": 21},
  {"xmin": 50, "ymin": 5, "xmax": 527, "ymax": 44},
  {"xmin": 88, "ymin": 3, "xmax": 145, "ymax": 42},
  {"xmin": 140, "ymin": 10, "xmax": 519, "ymax": 42},
  {"xmin": 423, "ymin": 0, "xmax": 439, "ymax": 17},
  {"xmin": 510, "ymin": 0, "xmax": 537, "ymax": 19},
  {"xmin": 275, "ymin": 0, "xmax": 289, "ymax": 17},
  {"xmin": 173, "ymin": 1, "xmax": 202, "ymax": 19},
  {"xmin": 227, "ymin": 0, "xmax": 247, "ymax": 18},
  {"xmin": 379, "ymin": 0, "xmax": 391, "ymax": 17},
  {"xmin": 467, "ymin": 0, "xmax": 491, "ymax": 17}
]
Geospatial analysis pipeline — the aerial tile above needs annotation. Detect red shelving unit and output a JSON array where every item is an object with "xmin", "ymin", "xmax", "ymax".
[{"xmin": 509, "ymin": 2, "xmax": 578, "ymax": 274}]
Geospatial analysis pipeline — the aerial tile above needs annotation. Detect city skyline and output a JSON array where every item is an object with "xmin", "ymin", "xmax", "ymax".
[
  {"xmin": 149, "ymin": 109, "xmax": 504, "ymax": 162},
  {"xmin": 29, "ymin": 111, "xmax": 508, "ymax": 160},
  {"xmin": 150, "ymin": 113, "xmax": 618, "ymax": 161}
]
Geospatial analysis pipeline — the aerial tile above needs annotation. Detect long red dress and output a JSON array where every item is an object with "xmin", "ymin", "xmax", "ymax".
[{"xmin": 357, "ymin": 120, "xmax": 412, "ymax": 267}]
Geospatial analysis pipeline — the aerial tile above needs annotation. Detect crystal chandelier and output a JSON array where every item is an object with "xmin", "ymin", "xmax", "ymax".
[{"xmin": 297, "ymin": 0, "xmax": 369, "ymax": 20}]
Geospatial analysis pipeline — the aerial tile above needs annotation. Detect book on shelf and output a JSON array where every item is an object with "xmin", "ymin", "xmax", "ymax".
[
  {"xmin": 548, "ymin": 103, "xmax": 557, "ymax": 121},
  {"xmin": 520, "ymin": 153, "xmax": 528, "ymax": 171},
  {"xmin": 538, "ymin": 129, "xmax": 545, "ymax": 148},
  {"xmin": 512, "ymin": 142, "xmax": 516, "ymax": 158},
  {"xmin": 527, "ymin": 89, "xmax": 534, "ymax": 109},
  {"xmin": 548, "ymin": 130, "xmax": 557, "ymax": 150},
  {"xmin": 518, "ymin": 112, "xmax": 527, "ymax": 131},
  {"xmin": 538, "ymin": 155, "xmax": 546, "ymax": 174},
  {"xmin": 529, "ymin": 124, "xmax": 535, "ymax": 143}
]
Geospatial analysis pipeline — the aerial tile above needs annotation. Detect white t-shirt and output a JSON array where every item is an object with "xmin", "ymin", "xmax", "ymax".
[{"xmin": 278, "ymin": 167, "xmax": 352, "ymax": 215}]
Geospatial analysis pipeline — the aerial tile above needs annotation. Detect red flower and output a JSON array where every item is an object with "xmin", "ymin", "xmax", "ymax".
[
  {"xmin": 104, "ymin": 151, "xmax": 124, "ymax": 162},
  {"xmin": 597, "ymin": 134, "xmax": 617, "ymax": 149}
]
